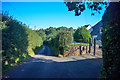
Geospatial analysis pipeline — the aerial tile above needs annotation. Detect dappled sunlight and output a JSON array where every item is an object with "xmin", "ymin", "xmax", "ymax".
[{"xmin": 31, "ymin": 54, "xmax": 102, "ymax": 63}]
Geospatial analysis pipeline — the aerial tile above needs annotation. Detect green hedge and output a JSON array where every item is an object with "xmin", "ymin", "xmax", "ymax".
[
  {"xmin": 58, "ymin": 31, "xmax": 73, "ymax": 54},
  {"xmin": 69, "ymin": 43, "xmax": 89, "ymax": 46},
  {"xmin": 44, "ymin": 31, "xmax": 72, "ymax": 56},
  {"xmin": 100, "ymin": 2, "xmax": 120, "ymax": 78},
  {"xmin": 1, "ymin": 15, "xmax": 43, "ymax": 73},
  {"xmin": 59, "ymin": 31, "xmax": 72, "ymax": 47},
  {"xmin": 35, "ymin": 30, "xmax": 46, "ymax": 41}
]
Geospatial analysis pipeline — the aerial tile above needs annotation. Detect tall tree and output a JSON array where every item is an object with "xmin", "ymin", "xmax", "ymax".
[{"xmin": 74, "ymin": 26, "xmax": 91, "ymax": 42}]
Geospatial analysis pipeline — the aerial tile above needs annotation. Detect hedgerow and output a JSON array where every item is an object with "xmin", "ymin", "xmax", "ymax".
[
  {"xmin": 100, "ymin": 2, "xmax": 120, "ymax": 78},
  {"xmin": 44, "ymin": 31, "xmax": 72, "ymax": 56},
  {"xmin": 1, "ymin": 14, "xmax": 43, "ymax": 73}
]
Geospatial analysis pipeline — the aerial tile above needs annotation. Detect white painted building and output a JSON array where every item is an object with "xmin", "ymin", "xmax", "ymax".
[
  {"xmin": 84, "ymin": 24, "xmax": 93, "ymax": 33},
  {"xmin": 91, "ymin": 21, "xmax": 103, "ymax": 47}
]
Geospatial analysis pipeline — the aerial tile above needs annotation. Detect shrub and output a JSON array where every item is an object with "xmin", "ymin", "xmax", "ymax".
[
  {"xmin": 74, "ymin": 26, "xmax": 91, "ymax": 43},
  {"xmin": 2, "ymin": 14, "xmax": 43, "ymax": 73},
  {"xmin": 58, "ymin": 31, "xmax": 73, "ymax": 54},
  {"xmin": 44, "ymin": 31, "xmax": 73, "ymax": 56},
  {"xmin": 44, "ymin": 33, "xmax": 59, "ymax": 56},
  {"xmin": 59, "ymin": 31, "xmax": 73, "ymax": 47},
  {"xmin": 35, "ymin": 30, "xmax": 46, "ymax": 41},
  {"xmin": 101, "ymin": 2, "xmax": 120, "ymax": 78}
]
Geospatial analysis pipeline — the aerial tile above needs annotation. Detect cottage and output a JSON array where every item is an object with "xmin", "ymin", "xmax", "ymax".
[
  {"xmin": 84, "ymin": 24, "xmax": 93, "ymax": 33},
  {"xmin": 91, "ymin": 21, "xmax": 103, "ymax": 47}
]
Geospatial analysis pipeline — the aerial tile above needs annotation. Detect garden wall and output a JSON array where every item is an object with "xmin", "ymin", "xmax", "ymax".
[{"xmin": 63, "ymin": 45, "xmax": 102, "ymax": 57}]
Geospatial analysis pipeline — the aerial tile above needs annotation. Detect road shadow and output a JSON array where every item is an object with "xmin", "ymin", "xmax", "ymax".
[
  {"xmin": 32, "ymin": 46, "xmax": 43, "ymax": 55},
  {"xmin": 3, "ymin": 56, "xmax": 103, "ymax": 78}
]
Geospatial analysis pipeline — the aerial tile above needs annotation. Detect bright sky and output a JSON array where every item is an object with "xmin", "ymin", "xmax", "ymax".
[{"xmin": 2, "ymin": 2, "xmax": 106, "ymax": 29}]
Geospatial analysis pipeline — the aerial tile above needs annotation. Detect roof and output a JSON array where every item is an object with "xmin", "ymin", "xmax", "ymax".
[
  {"xmin": 91, "ymin": 21, "xmax": 103, "ymax": 36},
  {"xmin": 84, "ymin": 25, "xmax": 89, "ymax": 27},
  {"xmin": 96, "ymin": 33, "xmax": 102, "ymax": 40},
  {"xmin": 84, "ymin": 24, "xmax": 90, "ymax": 27}
]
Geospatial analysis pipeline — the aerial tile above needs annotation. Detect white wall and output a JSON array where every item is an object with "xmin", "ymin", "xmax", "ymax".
[
  {"xmin": 92, "ymin": 35, "xmax": 102, "ymax": 47},
  {"xmin": 86, "ymin": 25, "xmax": 92, "ymax": 30},
  {"xmin": 86, "ymin": 25, "xmax": 93, "ymax": 33}
]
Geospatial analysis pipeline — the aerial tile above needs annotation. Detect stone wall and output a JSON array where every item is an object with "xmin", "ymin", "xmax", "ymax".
[
  {"xmin": 63, "ymin": 46, "xmax": 89, "ymax": 57},
  {"xmin": 63, "ymin": 45, "xmax": 102, "ymax": 57}
]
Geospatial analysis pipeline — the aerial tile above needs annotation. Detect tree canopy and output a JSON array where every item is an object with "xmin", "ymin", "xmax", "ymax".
[
  {"xmin": 74, "ymin": 26, "xmax": 91, "ymax": 42},
  {"xmin": 64, "ymin": 1, "xmax": 108, "ymax": 16}
]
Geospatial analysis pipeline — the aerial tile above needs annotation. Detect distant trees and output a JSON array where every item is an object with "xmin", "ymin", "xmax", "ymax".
[
  {"xmin": 56, "ymin": 26, "xmax": 68, "ymax": 31},
  {"xmin": 45, "ymin": 28, "xmax": 56, "ymax": 36},
  {"xmin": 35, "ymin": 30, "xmax": 46, "ymax": 41},
  {"xmin": 43, "ymin": 26, "xmax": 73, "ymax": 56},
  {"xmin": 68, "ymin": 27, "xmax": 74, "ymax": 33},
  {"xmin": 74, "ymin": 26, "xmax": 91, "ymax": 43}
]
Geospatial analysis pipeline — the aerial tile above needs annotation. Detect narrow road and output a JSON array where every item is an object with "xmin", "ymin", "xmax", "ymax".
[{"xmin": 4, "ymin": 45, "xmax": 102, "ymax": 78}]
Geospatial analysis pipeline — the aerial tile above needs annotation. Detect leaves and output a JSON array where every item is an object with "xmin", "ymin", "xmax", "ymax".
[
  {"xmin": 74, "ymin": 26, "xmax": 91, "ymax": 43},
  {"xmin": 65, "ymin": 2, "xmax": 108, "ymax": 16},
  {"xmin": 2, "ymin": 14, "xmax": 43, "ymax": 73},
  {"xmin": 101, "ymin": 2, "xmax": 120, "ymax": 78}
]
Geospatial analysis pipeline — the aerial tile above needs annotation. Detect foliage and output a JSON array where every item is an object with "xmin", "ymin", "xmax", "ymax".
[
  {"xmin": 65, "ymin": 2, "xmax": 120, "ymax": 78},
  {"xmin": 69, "ymin": 43, "xmax": 89, "ymax": 46},
  {"xmin": 43, "ymin": 26, "xmax": 74, "ymax": 56},
  {"xmin": 35, "ymin": 30, "xmax": 46, "ymax": 41},
  {"xmin": 2, "ymin": 14, "xmax": 43, "ymax": 73},
  {"xmin": 100, "ymin": 2, "xmax": 120, "ymax": 78},
  {"xmin": 44, "ymin": 31, "xmax": 73, "ymax": 56},
  {"xmin": 58, "ymin": 31, "xmax": 73, "ymax": 54},
  {"xmin": 45, "ymin": 28, "xmax": 56, "ymax": 36},
  {"xmin": 74, "ymin": 26, "xmax": 91, "ymax": 43},
  {"xmin": 44, "ymin": 33, "xmax": 59, "ymax": 56},
  {"xmin": 68, "ymin": 27, "xmax": 74, "ymax": 33},
  {"xmin": 65, "ymin": 2, "xmax": 108, "ymax": 16},
  {"xmin": 59, "ymin": 31, "xmax": 73, "ymax": 47},
  {"xmin": 56, "ymin": 26, "xmax": 68, "ymax": 31}
]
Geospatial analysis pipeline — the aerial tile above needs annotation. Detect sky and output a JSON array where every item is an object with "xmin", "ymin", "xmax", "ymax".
[{"xmin": 2, "ymin": 2, "xmax": 106, "ymax": 29}]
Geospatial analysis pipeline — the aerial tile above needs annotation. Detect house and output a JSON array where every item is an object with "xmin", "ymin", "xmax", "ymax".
[
  {"xmin": 72, "ymin": 33, "xmax": 76, "ymax": 43},
  {"xmin": 91, "ymin": 21, "xmax": 103, "ymax": 47},
  {"xmin": 84, "ymin": 24, "xmax": 93, "ymax": 33}
]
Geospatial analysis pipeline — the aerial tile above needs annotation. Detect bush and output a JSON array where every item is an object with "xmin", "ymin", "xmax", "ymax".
[
  {"xmin": 44, "ymin": 33, "xmax": 59, "ymax": 56},
  {"xmin": 74, "ymin": 26, "xmax": 91, "ymax": 43},
  {"xmin": 59, "ymin": 31, "xmax": 73, "ymax": 47},
  {"xmin": 44, "ymin": 31, "xmax": 73, "ymax": 56},
  {"xmin": 101, "ymin": 2, "xmax": 120, "ymax": 78},
  {"xmin": 35, "ymin": 30, "xmax": 46, "ymax": 41},
  {"xmin": 2, "ymin": 14, "xmax": 43, "ymax": 73},
  {"xmin": 58, "ymin": 31, "xmax": 73, "ymax": 55}
]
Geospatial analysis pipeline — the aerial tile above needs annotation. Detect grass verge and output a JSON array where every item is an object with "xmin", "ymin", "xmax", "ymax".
[{"xmin": 69, "ymin": 43, "xmax": 89, "ymax": 46}]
